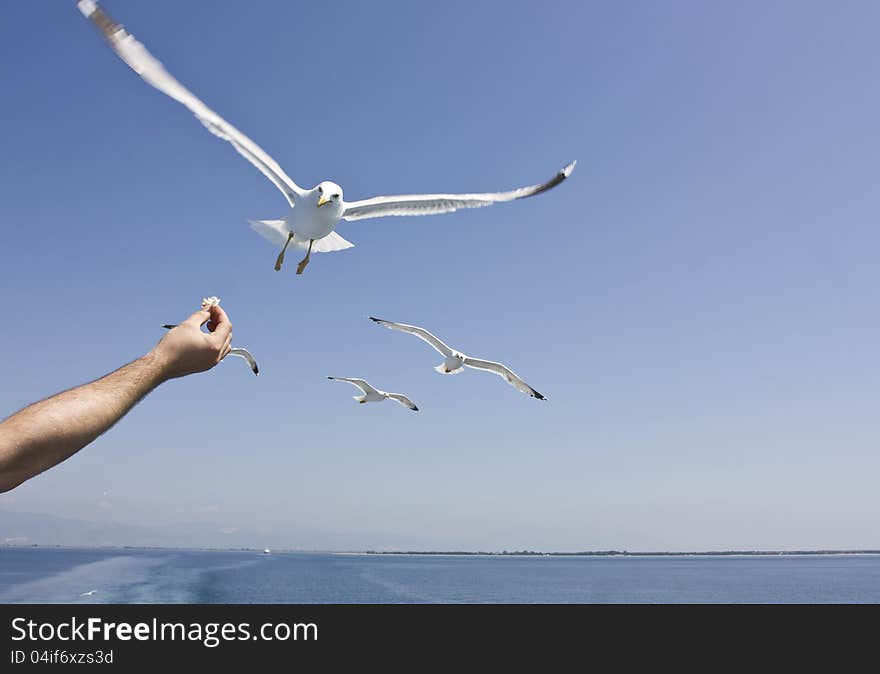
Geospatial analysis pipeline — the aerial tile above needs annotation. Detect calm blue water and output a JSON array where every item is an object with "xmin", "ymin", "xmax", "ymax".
[{"xmin": 1, "ymin": 547, "xmax": 879, "ymax": 603}]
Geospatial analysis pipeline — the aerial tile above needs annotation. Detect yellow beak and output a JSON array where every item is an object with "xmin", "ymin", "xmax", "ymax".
[{"xmin": 317, "ymin": 195, "xmax": 330, "ymax": 208}]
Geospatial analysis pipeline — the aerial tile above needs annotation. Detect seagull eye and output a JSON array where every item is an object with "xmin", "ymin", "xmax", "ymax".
[
  {"xmin": 332, "ymin": 193, "xmax": 340, "ymax": 199},
  {"xmin": 318, "ymin": 186, "xmax": 323, "ymax": 194}
]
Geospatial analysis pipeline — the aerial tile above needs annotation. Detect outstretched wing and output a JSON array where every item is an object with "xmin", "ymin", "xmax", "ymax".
[
  {"xmin": 228, "ymin": 348, "xmax": 259, "ymax": 375},
  {"xmin": 369, "ymin": 317, "xmax": 453, "ymax": 357},
  {"xmin": 77, "ymin": 0, "xmax": 303, "ymax": 206},
  {"xmin": 462, "ymin": 357, "xmax": 545, "ymax": 400},
  {"xmin": 386, "ymin": 393, "xmax": 419, "ymax": 411},
  {"xmin": 341, "ymin": 161, "xmax": 575, "ymax": 222},
  {"xmin": 327, "ymin": 377, "xmax": 380, "ymax": 396}
]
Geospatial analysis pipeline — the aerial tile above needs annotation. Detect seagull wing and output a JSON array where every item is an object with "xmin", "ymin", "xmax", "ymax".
[
  {"xmin": 327, "ymin": 377, "xmax": 380, "ymax": 396},
  {"xmin": 227, "ymin": 348, "xmax": 259, "ymax": 375},
  {"xmin": 77, "ymin": 0, "xmax": 304, "ymax": 206},
  {"xmin": 341, "ymin": 161, "xmax": 575, "ymax": 221},
  {"xmin": 462, "ymin": 357, "xmax": 546, "ymax": 400},
  {"xmin": 386, "ymin": 393, "xmax": 419, "ymax": 411},
  {"xmin": 369, "ymin": 317, "xmax": 453, "ymax": 357}
]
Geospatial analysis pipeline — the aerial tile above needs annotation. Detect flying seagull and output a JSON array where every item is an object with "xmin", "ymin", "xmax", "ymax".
[
  {"xmin": 327, "ymin": 377, "xmax": 419, "ymax": 411},
  {"xmin": 80, "ymin": 590, "xmax": 97, "ymax": 597},
  {"xmin": 162, "ymin": 297, "xmax": 259, "ymax": 375},
  {"xmin": 369, "ymin": 317, "xmax": 545, "ymax": 400},
  {"xmin": 76, "ymin": 0, "xmax": 576, "ymax": 275}
]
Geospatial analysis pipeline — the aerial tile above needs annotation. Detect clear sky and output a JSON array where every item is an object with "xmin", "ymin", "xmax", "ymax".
[{"xmin": 1, "ymin": 0, "xmax": 879, "ymax": 551}]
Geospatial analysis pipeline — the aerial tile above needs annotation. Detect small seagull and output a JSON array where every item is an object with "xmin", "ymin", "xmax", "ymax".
[
  {"xmin": 369, "ymin": 317, "xmax": 546, "ymax": 400},
  {"xmin": 80, "ymin": 590, "xmax": 97, "ymax": 597},
  {"xmin": 163, "ymin": 297, "xmax": 259, "ymax": 375},
  {"xmin": 76, "ymin": 0, "xmax": 575, "ymax": 275},
  {"xmin": 327, "ymin": 377, "xmax": 419, "ymax": 411}
]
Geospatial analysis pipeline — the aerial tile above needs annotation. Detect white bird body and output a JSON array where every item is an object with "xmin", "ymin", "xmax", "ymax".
[
  {"xmin": 358, "ymin": 388, "xmax": 387, "ymax": 404},
  {"xmin": 77, "ymin": 0, "xmax": 575, "ymax": 274},
  {"xmin": 438, "ymin": 353, "xmax": 466, "ymax": 374},
  {"xmin": 370, "ymin": 317, "xmax": 546, "ymax": 399},
  {"xmin": 327, "ymin": 377, "xmax": 419, "ymax": 411},
  {"xmin": 285, "ymin": 184, "xmax": 345, "ymax": 241}
]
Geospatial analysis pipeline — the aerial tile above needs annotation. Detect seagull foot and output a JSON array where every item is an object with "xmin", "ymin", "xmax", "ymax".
[
  {"xmin": 274, "ymin": 255, "xmax": 285, "ymax": 272},
  {"xmin": 296, "ymin": 259, "xmax": 310, "ymax": 275}
]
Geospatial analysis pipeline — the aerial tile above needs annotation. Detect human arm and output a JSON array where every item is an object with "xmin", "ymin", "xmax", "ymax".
[{"xmin": 0, "ymin": 305, "xmax": 233, "ymax": 492}]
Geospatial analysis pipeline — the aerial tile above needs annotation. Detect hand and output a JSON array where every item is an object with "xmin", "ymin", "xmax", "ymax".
[{"xmin": 151, "ymin": 305, "xmax": 233, "ymax": 380}]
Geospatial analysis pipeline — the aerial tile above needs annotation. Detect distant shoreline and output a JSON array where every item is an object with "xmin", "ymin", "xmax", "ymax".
[
  {"xmin": 361, "ymin": 549, "xmax": 880, "ymax": 557},
  {"xmin": 2, "ymin": 544, "xmax": 879, "ymax": 557}
]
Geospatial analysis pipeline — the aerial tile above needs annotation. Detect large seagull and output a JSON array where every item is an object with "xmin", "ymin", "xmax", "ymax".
[{"xmin": 77, "ymin": 0, "xmax": 576, "ymax": 274}]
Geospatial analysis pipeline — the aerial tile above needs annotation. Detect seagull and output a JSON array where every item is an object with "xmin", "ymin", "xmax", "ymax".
[
  {"xmin": 80, "ymin": 590, "xmax": 97, "ymax": 597},
  {"xmin": 369, "ymin": 317, "xmax": 546, "ymax": 400},
  {"xmin": 76, "ymin": 0, "xmax": 576, "ymax": 275},
  {"xmin": 162, "ymin": 297, "xmax": 259, "ymax": 375},
  {"xmin": 327, "ymin": 377, "xmax": 419, "ymax": 411}
]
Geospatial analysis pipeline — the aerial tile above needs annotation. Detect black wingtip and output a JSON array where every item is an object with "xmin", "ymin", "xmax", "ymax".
[
  {"xmin": 161, "ymin": 324, "xmax": 176, "ymax": 330},
  {"xmin": 412, "ymin": 406, "xmax": 420, "ymax": 412},
  {"xmin": 527, "ymin": 161, "xmax": 577, "ymax": 198},
  {"xmin": 369, "ymin": 316, "xmax": 382, "ymax": 323},
  {"xmin": 533, "ymin": 391, "xmax": 547, "ymax": 401},
  {"xmin": 327, "ymin": 376, "xmax": 334, "ymax": 379},
  {"xmin": 252, "ymin": 365, "xmax": 259, "ymax": 376}
]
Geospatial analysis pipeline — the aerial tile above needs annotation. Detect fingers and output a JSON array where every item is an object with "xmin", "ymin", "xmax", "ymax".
[
  {"xmin": 206, "ymin": 306, "xmax": 219, "ymax": 331},
  {"xmin": 220, "ymin": 331, "xmax": 233, "ymax": 360},
  {"xmin": 207, "ymin": 304, "xmax": 232, "ymax": 342}
]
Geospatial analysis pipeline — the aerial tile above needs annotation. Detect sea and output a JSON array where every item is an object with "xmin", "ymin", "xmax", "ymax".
[{"xmin": 2, "ymin": 547, "xmax": 879, "ymax": 603}]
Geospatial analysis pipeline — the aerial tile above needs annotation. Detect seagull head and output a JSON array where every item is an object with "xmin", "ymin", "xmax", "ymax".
[{"xmin": 316, "ymin": 181, "xmax": 343, "ymax": 208}]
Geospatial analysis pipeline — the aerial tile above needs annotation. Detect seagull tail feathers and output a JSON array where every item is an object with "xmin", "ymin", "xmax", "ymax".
[
  {"xmin": 435, "ymin": 364, "xmax": 464, "ymax": 375},
  {"xmin": 311, "ymin": 231, "xmax": 355, "ymax": 253},
  {"xmin": 249, "ymin": 220, "xmax": 354, "ymax": 253},
  {"xmin": 249, "ymin": 219, "xmax": 290, "ymax": 248}
]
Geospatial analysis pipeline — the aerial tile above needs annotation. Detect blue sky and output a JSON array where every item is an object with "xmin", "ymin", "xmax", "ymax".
[{"xmin": 1, "ymin": 0, "xmax": 879, "ymax": 551}]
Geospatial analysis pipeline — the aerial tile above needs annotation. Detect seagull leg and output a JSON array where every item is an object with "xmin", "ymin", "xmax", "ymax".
[
  {"xmin": 296, "ymin": 239, "xmax": 314, "ymax": 275},
  {"xmin": 274, "ymin": 232, "xmax": 295, "ymax": 271}
]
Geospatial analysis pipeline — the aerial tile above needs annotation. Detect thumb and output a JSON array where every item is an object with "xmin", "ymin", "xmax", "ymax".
[{"xmin": 181, "ymin": 309, "xmax": 210, "ymax": 328}]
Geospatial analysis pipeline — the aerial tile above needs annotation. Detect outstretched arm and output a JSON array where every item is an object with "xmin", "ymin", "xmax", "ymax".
[{"xmin": 0, "ymin": 305, "xmax": 233, "ymax": 493}]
